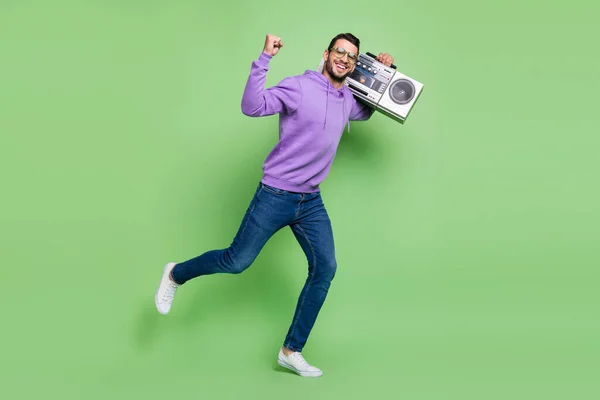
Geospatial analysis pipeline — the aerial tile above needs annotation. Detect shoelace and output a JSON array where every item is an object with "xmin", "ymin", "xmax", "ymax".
[
  {"xmin": 162, "ymin": 282, "xmax": 178, "ymax": 302},
  {"xmin": 292, "ymin": 353, "xmax": 310, "ymax": 367}
]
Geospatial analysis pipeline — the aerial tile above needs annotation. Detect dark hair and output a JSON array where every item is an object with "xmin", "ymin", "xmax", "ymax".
[{"xmin": 327, "ymin": 33, "xmax": 360, "ymax": 53}]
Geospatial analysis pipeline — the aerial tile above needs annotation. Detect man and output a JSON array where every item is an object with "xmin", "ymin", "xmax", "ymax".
[{"xmin": 155, "ymin": 33, "xmax": 394, "ymax": 377}]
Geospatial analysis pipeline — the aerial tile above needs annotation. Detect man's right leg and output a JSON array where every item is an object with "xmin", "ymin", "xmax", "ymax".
[{"xmin": 155, "ymin": 183, "xmax": 293, "ymax": 314}]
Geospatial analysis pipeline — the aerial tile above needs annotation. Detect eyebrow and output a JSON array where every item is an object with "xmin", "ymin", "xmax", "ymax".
[{"xmin": 335, "ymin": 47, "xmax": 357, "ymax": 54}]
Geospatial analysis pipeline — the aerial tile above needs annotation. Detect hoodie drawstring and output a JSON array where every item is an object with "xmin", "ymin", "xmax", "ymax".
[
  {"xmin": 344, "ymin": 95, "xmax": 350, "ymax": 133},
  {"xmin": 324, "ymin": 81, "xmax": 329, "ymax": 128},
  {"xmin": 323, "ymin": 78, "xmax": 350, "ymax": 133}
]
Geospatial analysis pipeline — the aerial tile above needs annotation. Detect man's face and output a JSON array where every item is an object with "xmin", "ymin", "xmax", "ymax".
[{"xmin": 323, "ymin": 39, "xmax": 358, "ymax": 83}]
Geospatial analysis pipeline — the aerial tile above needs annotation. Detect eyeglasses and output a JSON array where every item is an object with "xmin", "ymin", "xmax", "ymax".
[{"xmin": 329, "ymin": 46, "xmax": 358, "ymax": 64}]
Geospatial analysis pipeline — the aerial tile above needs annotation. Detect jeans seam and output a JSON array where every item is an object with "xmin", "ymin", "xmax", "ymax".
[
  {"xmin": 221, "ymin": 193, "xmax": 259, "ymax": 273},
  {"xmin": 239, "ymin": 192, "xmax": 258, "ymax": 239},
  {"xmin": 286, "ymin": 223, "xmax": 317, "ymax": 351},
  {"xmin": 261, "ymin": 183, "xmax": 285, "ymax": 195}
]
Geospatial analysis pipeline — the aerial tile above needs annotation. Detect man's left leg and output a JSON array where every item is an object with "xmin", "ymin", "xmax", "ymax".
[{"xmin": 277, "ymin": 192, "xmax": 337, "ymax": 377}]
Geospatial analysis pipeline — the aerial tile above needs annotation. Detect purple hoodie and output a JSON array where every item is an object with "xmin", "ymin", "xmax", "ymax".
[{"xmin": 241, "ymin": 52, "xmax": 374, "ymax": 193}]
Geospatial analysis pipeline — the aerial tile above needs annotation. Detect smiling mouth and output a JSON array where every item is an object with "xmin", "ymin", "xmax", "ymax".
[{"xmin": 334, "ymin": 61, "xmax": 348, "ymax": 71}]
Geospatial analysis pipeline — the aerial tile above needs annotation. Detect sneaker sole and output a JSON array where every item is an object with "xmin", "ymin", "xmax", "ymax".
[
  {"xmin": 277, "ymin": 358, "xmax": 323, "ymax": 377},
  {"xmin": 155, "ymin": 262, "xmax": 176, "ymax": 315}
]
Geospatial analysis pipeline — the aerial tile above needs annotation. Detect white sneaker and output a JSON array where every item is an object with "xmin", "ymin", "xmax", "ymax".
[
  {"xmin": 155, "ymin": 262, "xmax": 180, "ymax": 314},
  {"xmin": 277, "ymin": 348, "xmax": 323, "ymax": 377}
]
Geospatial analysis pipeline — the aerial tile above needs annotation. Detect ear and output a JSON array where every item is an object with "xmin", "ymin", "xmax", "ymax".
[{"xmin": 323, "ymin": 49, "xmax": 329, "ymax": 61}]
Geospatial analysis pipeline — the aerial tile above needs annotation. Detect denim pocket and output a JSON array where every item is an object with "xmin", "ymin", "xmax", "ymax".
[{"xmin": 261, "ymin": 184, "xmax": 286, "ymax": 195}]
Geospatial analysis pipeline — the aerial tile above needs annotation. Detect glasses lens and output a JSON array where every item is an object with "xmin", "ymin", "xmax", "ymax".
[{"xmin": 332, "ymin": 47, "xmax": 357, "ymax": 64}]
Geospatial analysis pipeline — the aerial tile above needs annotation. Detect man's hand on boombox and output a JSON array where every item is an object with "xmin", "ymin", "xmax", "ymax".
[
  {"xmin": 376, "ymin": 52, "xmax": 394, "ymax": 67},
  {"xmin": 263, "ymin": 34, "xmax": 283, "ymax": 57}
]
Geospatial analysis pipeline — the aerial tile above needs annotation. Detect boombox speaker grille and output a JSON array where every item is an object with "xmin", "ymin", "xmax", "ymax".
[{"xmin": 389, "ymin": 79, "xmax": 415, "ymax": 104}]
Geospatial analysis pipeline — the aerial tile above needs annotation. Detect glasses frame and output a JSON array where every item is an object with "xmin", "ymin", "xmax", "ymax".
[{"xmin": 329, "ymin": 46, "xmax": 358, "ymax": 64}]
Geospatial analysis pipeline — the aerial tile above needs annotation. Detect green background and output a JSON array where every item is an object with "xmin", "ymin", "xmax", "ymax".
[{"xmin": 1, "ymin": 0, "xmax": 598, "ymax": 399}]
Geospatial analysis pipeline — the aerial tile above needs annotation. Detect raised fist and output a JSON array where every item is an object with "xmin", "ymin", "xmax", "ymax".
[{"xmin": 263, "ymin": 34, "xmax": 283, "ymax": 56}]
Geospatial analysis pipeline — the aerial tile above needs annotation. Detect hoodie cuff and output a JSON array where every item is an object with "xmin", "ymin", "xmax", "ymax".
[{"xmin": 258, "ymin": 52, "xmax": 273, "ymax": 64}]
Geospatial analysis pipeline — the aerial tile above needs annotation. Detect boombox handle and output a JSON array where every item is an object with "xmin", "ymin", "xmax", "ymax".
[{"xmin": 365, "ymin": 52, "xmax": 397, "ymax": 70}]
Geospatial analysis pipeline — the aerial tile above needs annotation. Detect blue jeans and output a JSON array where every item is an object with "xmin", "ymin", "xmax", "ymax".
[{"xmin": 171, "ymin": 182, "xmax": 337, "ymax": 352}]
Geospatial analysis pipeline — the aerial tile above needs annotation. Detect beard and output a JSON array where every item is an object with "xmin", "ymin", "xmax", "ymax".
[{"xmin": 325, "ymin": 55, "xmax": 352, "ymax": 83}]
